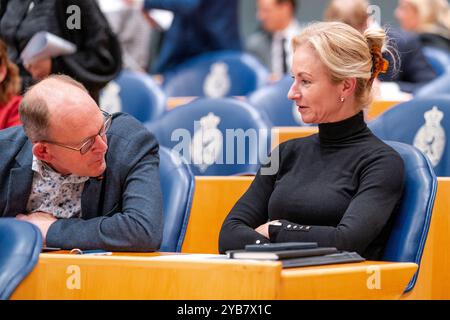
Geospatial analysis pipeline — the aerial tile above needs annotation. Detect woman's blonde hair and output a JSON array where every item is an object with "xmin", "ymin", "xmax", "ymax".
[
  {"xmin": 292, "ymin": 21, "xmax": 389, "ymax": 109},
  {"xmin": 0, "ymin": 39, "xmax": 21, "ymax": 105},
  {"xmin": 406, "ymin": 0, "xmax": 450, "ymax": 38}
]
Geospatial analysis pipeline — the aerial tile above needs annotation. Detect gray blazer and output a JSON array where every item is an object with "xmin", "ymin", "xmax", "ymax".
[
  {"xmin": 246, "ymin": 21, "xmax": 304, "ymax": 74},
  {"xmin": 246, "ymin": 30, "xmax": 272, "ymax": 71},
  {"xmin": 0, "ymin": 113, "xmax": 163, "ymax": 251}
]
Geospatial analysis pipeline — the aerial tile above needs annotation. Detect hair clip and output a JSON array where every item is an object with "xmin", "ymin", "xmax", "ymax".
[{"xmin": 380, "ymin": 58, "xmax": 389, "ymax": 73}]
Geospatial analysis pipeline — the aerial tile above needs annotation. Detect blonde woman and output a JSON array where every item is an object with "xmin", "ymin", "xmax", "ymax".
[
  {"xmin": 396, "ymin": 0, "xmax": 450, "ymax": 51},
  {"xmin": 219, "ymin": 22, "xmax": 404, "ymax": 260},
  {"xmin": 0, "ymin": 39, "xmax": 21, "ymax": 129}
]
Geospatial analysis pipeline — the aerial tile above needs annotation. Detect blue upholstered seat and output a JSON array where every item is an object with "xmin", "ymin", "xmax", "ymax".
[
  {"xmin": 0, "ymin": 219, "xmax": 42, "ymax": 300},
  {"xmin": 158, "ymin": 147, "xmax": 195, "ymax": 252},
  {"xmin": 422, "ymin": 46, "xmax": 450, "ymax": 76},
  {"xmin": 247, "ymin": 75, "xmax": 310, "ymax": 127},
  {"xmin": 369, "ymin": 97, "xmax": 450, "ymax": 176},
  {"xmin": 146, "ymin": 98, "xmax": 272, "ymax": 176},
  {"xmin": 416, "ymin": 71, "xmax": 450, "ymax": 98},
  {"xmin": 162, "ymin": 51, "xmax": 269, "ymax": 98},
  {"xmin": 382, "ymin": 141, "xmax": 437, "ymax": 292},
  {"xmin": 100, "ymin": 70, "xmax": 166, "ymax": 123}
]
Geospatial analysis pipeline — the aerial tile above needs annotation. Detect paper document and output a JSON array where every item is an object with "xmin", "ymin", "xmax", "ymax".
[
  {"xmin": 97, "ymin": 0, "xmax": 143, "ymax": 12},
  {"xmin": 377, "ymin": 82, "xmax": 413, "ymax": 101},
  {"xmin": 20, "ymin": 31, "xmax": 77, "ymax": 65},
  {"xmin": 147, "ymin": 9, "xmax": 174, "ymax": 31}
]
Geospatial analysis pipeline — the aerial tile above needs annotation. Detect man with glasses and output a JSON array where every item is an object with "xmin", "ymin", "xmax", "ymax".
[{"xmin": 0, "ymin": 75, "xmax": 163, "ymax": 251}]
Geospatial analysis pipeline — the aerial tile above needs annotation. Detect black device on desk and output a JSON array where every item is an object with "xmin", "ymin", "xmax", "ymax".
[
  {"xmin": 245, "ymin": 242, "xmax": 318, "ymax": 252},
  {"xmin": 281, "ymin": 252, "xmax": 365, "ymax": 268},
  {"xmin": 228, "ymin": 242, "xmax": 365, "ymax": 268},
  {"xmin": 41, "ymin": 247, "xmax": 61, "ymax": 252},
  {"xmin": 227, "ymin": 247, "xmax": 338, "ymax": 260}
]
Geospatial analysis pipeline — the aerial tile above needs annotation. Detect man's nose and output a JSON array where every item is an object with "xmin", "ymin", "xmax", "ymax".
[{"xmin": 92, "ymin": 134, "xmax": 108, "ymax": 153}]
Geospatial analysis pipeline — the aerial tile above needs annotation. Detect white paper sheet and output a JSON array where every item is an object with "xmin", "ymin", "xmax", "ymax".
[
  {"xmin": 147, "ymin": 9, "xmax": 174, "ymax": 31},
  {"xmin": 20, "ymin": 31, "xmax": 77, "ymax": 65}
]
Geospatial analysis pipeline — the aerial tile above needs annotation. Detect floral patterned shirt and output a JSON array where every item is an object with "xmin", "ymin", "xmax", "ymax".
[{"xmin": 26, "ymin": 156, "xmax": 89, "ymax": 218}]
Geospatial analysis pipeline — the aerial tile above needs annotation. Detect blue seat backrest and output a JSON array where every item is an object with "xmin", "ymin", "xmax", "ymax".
[
  {"xmin": 422, "ymin": 46, "xmax": 450, "ymax": 76},
  {"xmin": 146, "ymin": 98, "xmax": 272, "ymax": 176},
  {"xmin": 247, "ymin": 75, "xmax": 310, "ymax": 127},
  {"xmin": 100, "ymin": 70, "xmax": 167, "ymax": 123},
  {"xmin": 163, "ymin": 51, "xmax": 269, "ymax": 97},
  {"xmin": 369, "ymin": 97, "xmax": 450, "ymax": 176},
  {"xmin": 0, "ymin": 219, "xmax": 42, "ymax": 300},
  {"xmin": 382, "ymin": 141, "xmax": 437, "ymax": 292},
  {"xmin": 415, "ymin": 71, "xmax": 450, "ymax": 98},
  {"xmin": 158, "ymin": 147, "xmax": 195, "ymax": 252}
]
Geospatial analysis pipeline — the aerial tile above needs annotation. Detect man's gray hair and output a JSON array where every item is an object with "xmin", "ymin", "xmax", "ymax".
[{"xmin": 19, "ymin": 74, "xmax": 88, "ymax": 141}]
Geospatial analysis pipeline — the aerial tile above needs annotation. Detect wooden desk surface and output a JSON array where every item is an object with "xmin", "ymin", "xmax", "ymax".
[
  {"xmin": 182, "ymin": 177, "xmax": 253, "ymax": 254},
  {"xmin": 401, "ymin": 178, "xmax": 450, "ymax": 300},
  {"xmin": 272, "ymin": 127, "xmax": 319, "ymax": 148},
  {"xmin": 367, "ymin": 100, "xmax": 403, "ymax": 120},
  {"xmin": 182, "ymin": 177, "xmax": 450, "ymax": 299},
  {"xmin": 11, "ymin": 252, "xmax": 417, "ymax": 300}
]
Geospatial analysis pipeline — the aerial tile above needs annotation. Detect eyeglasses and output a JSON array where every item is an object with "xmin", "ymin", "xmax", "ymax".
[{"xmin": 41, "ymin": 110, "xmax": 112, "ymax": 155}]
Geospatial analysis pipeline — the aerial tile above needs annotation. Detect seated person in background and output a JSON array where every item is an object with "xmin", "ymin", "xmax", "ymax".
[
  {"xmin": 246, "ymin": 0, "xmax": 302, "ymax": 79},
  {"xmin": 324, "ymin": 0, "xmax": 371, "ymax": 32},
  {"xmin": 0, "ymin": 39, "xmax": 21, "ymax": 130},
  {"xmin": 395, "ymin": 0, "xmax": 450, "ymax": 52},
  {"xmin": 219, "ymin": 22, "xmax": 405, "ymax": 260},
  {"xmin": 324, "ymin": 0, "xmax": 437, "ymax": 94},
  {"xmin": 378, "ymin": 28, "xmax": 437, "ymax": 93},
  {"xmin": 0, "ymin": 75, "xmax": 163, "ymax": 251},
  {"xmin": 98, "ymin": 0, "xmax": 153, "ymax": 72},
  {"xmin": 0, "ymin": 0, "xmax": 122, "ymax": 102},
  {"xmin": 136, "ymin": 0, "xmax": 242, "ymax": 74}
]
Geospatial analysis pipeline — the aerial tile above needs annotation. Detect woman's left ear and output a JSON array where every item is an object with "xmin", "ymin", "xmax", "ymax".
[{"xmin": 341, "ymin": 78, "xmax": 357, "ymax": 99}]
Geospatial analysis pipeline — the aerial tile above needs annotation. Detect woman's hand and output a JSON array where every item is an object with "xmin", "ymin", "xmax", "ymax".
[
  {"xmin": 255, "ymin": 220, "xmax": 281, "ymax": 239},
  {"xmin": 25, "ymin": 58, "xmax": 52, "ymax": 80}
]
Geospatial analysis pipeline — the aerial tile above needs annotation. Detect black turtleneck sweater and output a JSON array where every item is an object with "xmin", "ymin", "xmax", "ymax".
[{"xmin": 219, "ymin": 112, "xmax": 405, "ymax": 260}]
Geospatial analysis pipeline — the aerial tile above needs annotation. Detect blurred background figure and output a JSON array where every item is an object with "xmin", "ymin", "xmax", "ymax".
[
  {"xmin": 324, "ymin": 0, "xmax": 372, "ymax": 32},
  {"xmin": 0, "ymin": 0, "xmax": 122, "ymax": 102},
  {"xmin": 98, "ymin": 0, "xmax": 154, "ymax": 72},
  {"xmin": 0, "ymin": 39, "xmax": 21, "ymax": 130},
  {"xmin": 246, "ymin": 0, "xmax": 302, "ymax": 79},
  {"xmin": 395, "ymin": 0, "xmax": 450, "ymax": 52},
  {"xmin": 324, "ymin": 0, "xmax": 437, "ymax": 94},
  {"xmin": 138, "ymin": 0, "xmax": 242, "ymax": 74}
]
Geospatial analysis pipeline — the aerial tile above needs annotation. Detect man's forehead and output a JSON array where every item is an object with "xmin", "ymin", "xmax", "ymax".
[
  {"xmin": 50, "ymin": 107, "xmax": 102, "ymax": 128},
  {"xmin": 47, "ymin": 108, "xmax": 103, "ymax": 144},
  {"xmin": 40, "ymin": 88, "xmax": 102, "ymax": 139},
  {"xmin": 31, "ymin": 81, "xmax": 87, "ymax": 108}
]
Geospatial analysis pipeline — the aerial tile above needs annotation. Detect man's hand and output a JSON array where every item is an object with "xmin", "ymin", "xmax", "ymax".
[
  {"xmin": 16, "ymin": 212, "xmax": 57, "ymax": 245},
  {"xmin": 24, "ymin": 58, "xmax": 52, "ymax": 80}
]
